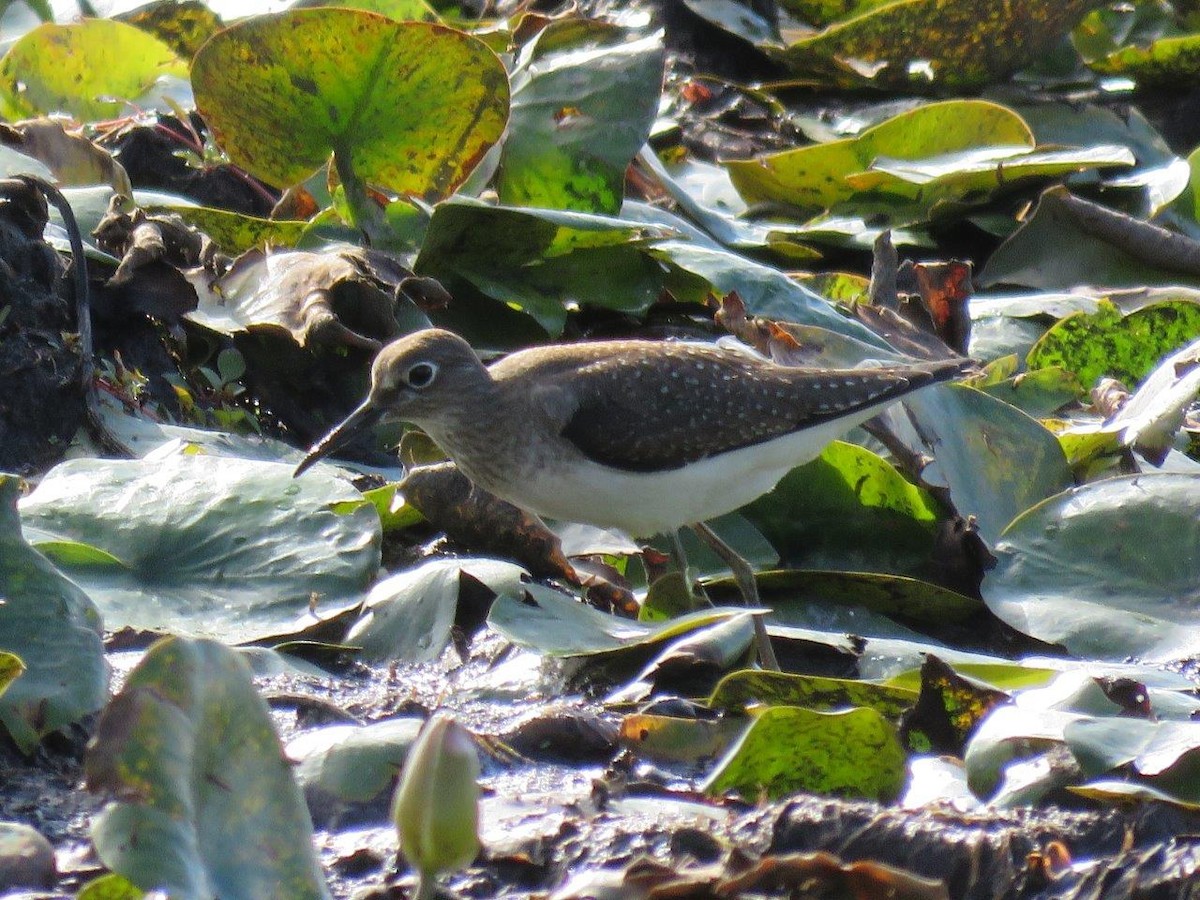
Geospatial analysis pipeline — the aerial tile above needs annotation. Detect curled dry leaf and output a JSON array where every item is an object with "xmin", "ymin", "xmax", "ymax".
[
  {"xmin": 187, "ymin": 247, "xmax": 430, "ymax": 351},
  {"xmin": 1, "ymin": 118, "xmax": 131, "ymax": 194}
]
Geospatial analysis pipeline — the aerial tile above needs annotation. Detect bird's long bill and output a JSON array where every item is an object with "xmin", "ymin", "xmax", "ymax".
[{"xmin": 293, "ymin": 401, "xmax": 383, "ymax": 477}]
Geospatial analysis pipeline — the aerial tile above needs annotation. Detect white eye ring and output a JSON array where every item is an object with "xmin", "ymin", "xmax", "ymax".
[{"xmin": 406, "ymin": 362, "xmax": 437, "ymax": 388}]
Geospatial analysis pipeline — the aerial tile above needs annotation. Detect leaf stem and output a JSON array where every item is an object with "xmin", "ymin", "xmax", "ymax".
[
  {"xmin": 332, "ymin": 146, "xmax": 386, "ymax": 245},
  {"xmin": 414, "ymin": 872, "xmax": 436, "ymax": 900}
]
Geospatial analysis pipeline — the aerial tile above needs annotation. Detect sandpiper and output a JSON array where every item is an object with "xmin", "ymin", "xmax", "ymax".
[{"xmin": 297, "ymin": 328, "xmax": 966, "ymax": 669}]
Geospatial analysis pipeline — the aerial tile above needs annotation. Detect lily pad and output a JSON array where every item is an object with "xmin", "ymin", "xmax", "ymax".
[
  {"xmin": 0, "ymin": 475, "xmax": 108, "ymax": 753},
  {"xmin": 650, "ymin": 240, "xmax": 887, "ymax": 345},
  {"xmin": 1026, "ymin": 300, "xmax": 1200, "ymax": 393},
  {"xmin": 704, "ymin": 705, "xmax": 906, "ymax": 801},
  {"xmin": 19, "ymin": 454, "xmax": 380, "ymax": 642},
  {"xmin": 778, "ymin": 0, "xmax": 1107, "ymax": 90},
  {"xmin": 618, "ymin": 712, "xmax": 747, "ymax": 767},
  {"xmin": 498, "ymin": 22, "xmax": 664, "ymax": 214},
  {"xmin": 982, "ymin": 473, "xmax": 1200, "ymax": 662},
  {"xmin": 0, "ymin": 19, "xmax": 187, "ymax": 120},
  {"xmin": 192, "ymin": 10, "xmax": 509, "ymax": 198},
  {"xmin": 414, "ymin": 199, "xmax": 671, "ymax": 335},
  {"xmin": 1091, "ymin": 32, "xmax": 1200, "ymax": 89},
  {"xmin": 347, "ymin": 558, "xmax": 526, "ymax": 662},
  {"xmin": 979, "ymin": 187, "xmax": 1200, "ymax": 291},
  {"xmin": 288, "ymin": 717, "xmax": 424, "ymax": 825},
  {"xmin": 726, "ymin": 100, "xmax": 1033, "ymax": 215},
  {"xmin": 744, "ymin": 440, "xmax": 940, "ymax": 574},
  {"xmin": 87, "ymin": 636, "xmax": 330, "ymax": 899},
  {"xmin": 904, "ymin": 384, "xmax": 1073, "ymax": 545},
  {"xmin": 488, "ymin": 583, "xmax": 756, "ymax": 658},
  {"xmin": 707, "ymin": 669, "xmax": 917, "ymax": 719},
  {"xmin": 750, "ymin": 570, "xmax": 984, "ymax": 626}
]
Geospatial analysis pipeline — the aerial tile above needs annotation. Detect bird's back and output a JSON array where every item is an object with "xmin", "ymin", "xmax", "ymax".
[{"xmin": 488, "ymin": 338, "xmax": 965, "ymax": 473}]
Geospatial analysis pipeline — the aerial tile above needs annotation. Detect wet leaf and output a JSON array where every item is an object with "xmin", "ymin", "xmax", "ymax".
[
  {"xmin": 414, "ymin": 199, "xmax": 671, "ymax": 334},
  {"xmin": 0, "ymin": 19, "xmax": 187, "ymax": 120},
  {"xmin": 1027, "ymin": 300, "xmax": 1200, "ymax": 393},
  {"xmin": 778, "ymin": 0, "xmax": 1107, "ymax": 90},
  {"xmin": 498, "ymin": 22, "xmax": 663, "ymax": 214},
  {"xmin": 192, "ymin": 11, "xmax": 509, "ymax": 198},
  {"xmin": 86, "ymin": 636, "xmax": 330, "ymax": 899},
  {"xmin": 904, "ymin": 384, "xmax": 1073, "ymax": 545},
  {"xmin": 116, "ymin": 0, "xmax": 223, "ymax": 60},
  {"xmin": 1091, "ymin": 32, "xmax": 1200, "ymax": 89},
  {"xmin": 898, "ymin": 655, "xmax": 1010, "ymax": 754},
  {"xmin": 707, "ymin": 669, "xmax": 917, "ymax": 719},
  {"xmin": 346, "ymin": 557, "xmax": 525, "ymax": 662},
  {"xmin": 982, "ymin": 473, "xmax": 1200, "ymax": 662},
  {"xmin": 1, "ymin": 119, "xmax": 131, "ymax": 194},
  {"xmin": 618, "ymin": 712, "xmax": 746, "ymax": 767},
  {"xmin": 745, "ymin": 570, "xmax": 983, "ymax": 626},
  {"xmin": 726, "ymin": 100, "xmax": 1033, "ymax": 217},
  {"xmin": 979, "ymin": 187, "xmax": 1200, "ymax": 291},
  {"xmin": 289, "ymin": 0, "xmax": 439, "ymax": 22},
  {"xmin": 19, "ymin": 454, "xmax": 379, "ymax": 642},
  {"xmin": 651, "ymin": 240, "xmax": 888, "ymax": 343},
  {"xmin": 187, "ymin": 248, "xmax": 410, "ymax": 350},
  {"xmin": 147, "ymin": 203, "xmax": 309, "ymax": 255},
  {"xmin": 288, "ymin": 717, "xmax": 424, "ymax": 825},
  {"xmin": 744, "ymin": 440, "xmax": 940, "ymax": 574},
  {"xmin": 488, "ymin": 582, "xmax": 755, "ymax": 658},
  {"xmin": 0, "ymin": 475, "xmax": 107, "ymax": 753},
  {"xmin": 704, "ymin": 705, "xmax": 906, "ymax": 801}
]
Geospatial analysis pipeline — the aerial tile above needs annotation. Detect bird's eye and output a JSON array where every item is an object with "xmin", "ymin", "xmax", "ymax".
[{"xmin": 406, "ymin": 362, "xmax": 437, "ymax": 388}]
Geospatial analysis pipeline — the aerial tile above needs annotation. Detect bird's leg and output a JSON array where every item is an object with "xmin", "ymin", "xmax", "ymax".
[{"xmin": 690, "ymin": 521, "xmax": 780, "ymax": 672}]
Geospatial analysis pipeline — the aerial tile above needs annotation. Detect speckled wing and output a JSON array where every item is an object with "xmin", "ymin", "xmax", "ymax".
[{"xmin": 558, "ymin": 344, "xmax": 957, "ymax": 473}]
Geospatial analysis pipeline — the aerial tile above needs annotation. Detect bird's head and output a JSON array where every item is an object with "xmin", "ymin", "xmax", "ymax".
[{"xmin": 294, "ymin": 329, "xmax": 488, "ymax": 476}]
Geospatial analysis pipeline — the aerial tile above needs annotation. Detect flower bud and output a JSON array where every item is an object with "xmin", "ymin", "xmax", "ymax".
[{"xmin": 391, "ymin": 713, "xmax": 481, "ymax": 882}]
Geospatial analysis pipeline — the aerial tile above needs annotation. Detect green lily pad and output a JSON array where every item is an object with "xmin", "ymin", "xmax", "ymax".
[
  {"xmin": 192, "ymin": 10, "xmax": 509, "ymax": 198},
  {"xmin": 845, "ymin": 144, "xmax": 1133, "ymax": 223},
  {"xmin": 778, "ymin": 0, "xmax": 1107, "ymax": 90},
  {"xmin": 904, "ymin": 384, "xmax": 1073, "ymax": 545},
  {"xmin": 76, "ymin": 873, "xmax": 144, "ymax": 900},
  {"xmin": 288, "ymin": 717, "xmax": 424, "ymax": 824},
  {"xmin": 145, "ymin": 203, "xmax": 309, "ymax": 255},
  {"xmin": 87, "ymin": 636, "xmax": 330, "ymax": 899},
  {"xmin": 651, "ymin": 240, "xmax": 888, "ymax": 345},
  {"xmin": 0, "ymin": 475, "xmax": 108, "ymax": 753},
  {"xmin": 289, "ymin": 0, "xmax": 440, "ymax": 22},
  {"xmin": 962, "ymin": 703, "xmax": 1080, "ymax": 800},
  {"xmin": 347, "ymin": 558, "xmax": 526, "ymax": 661},
  {"xmin": 979, "ymin": 187, "xmax": 1200, "ymax": 291},
  {"xmin": 498, "ymin": 21, "xmax": 663, "ymax": 214},
  {"xmin": 1091, "ymin": 32, "xmax": 1200, "ymax": 89},
  {"xmin": 414, "ymin": 199, "xmax": 671, "ymax": 335},
  {"xmin": 707, "ymin": 669, "xmax": 917, "ymax": 719},
  {"xmin": 748, "ymin": 570, "xmax": 984, "ymax": 626},
  {"xmin": 0, "ymin": 19, "xmax": 187, "ymax": 120},
  {"xmin": 619, "ymin": 712, "xmax": 747, "ymax": 767},
  {"xmin": 744, "ymin": 440, "xmax": 939, "ymax": 574},
  {"xmin": 975, "ymin": 364, "xmax": 1081, "ymax": 418},
  {"xmin": 780, "ymin": 0, "xmax": 893, "ymax": 27},
  {"xmin": 1027, "ymin": 299, "xmax": 1200, "ymax": 393},
  {"xmin": 1072, "ymin": 779, "xmax": 1200, "ymax": 810},
  {"xmin": 982, "ymin": 473, "xmax": 1200, "ymax": 662},
  {"xmin": 704, "ymin": 705, "xmax": 906, "ymax": 801},
  {"xmin": 488, "ymin": 583, "xmax": 755, "ymax": 658},
  {"xmin": 726, "ymin": 100, "xmax": 1032, "ymax": 217},
  {"xmin": 19, "ymin": 454, "xmax": 380, "ymax": 642}
]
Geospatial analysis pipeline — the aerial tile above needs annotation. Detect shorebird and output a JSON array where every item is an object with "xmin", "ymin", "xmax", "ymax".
[{"xmin": 297, "ymin": 328, "xmax": 965, "ymax": 669}]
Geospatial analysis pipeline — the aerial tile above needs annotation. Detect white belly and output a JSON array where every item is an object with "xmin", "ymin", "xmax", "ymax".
[{"xmin": 505, "ymin": 413, "xmax": 877, "ymax": 537}]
